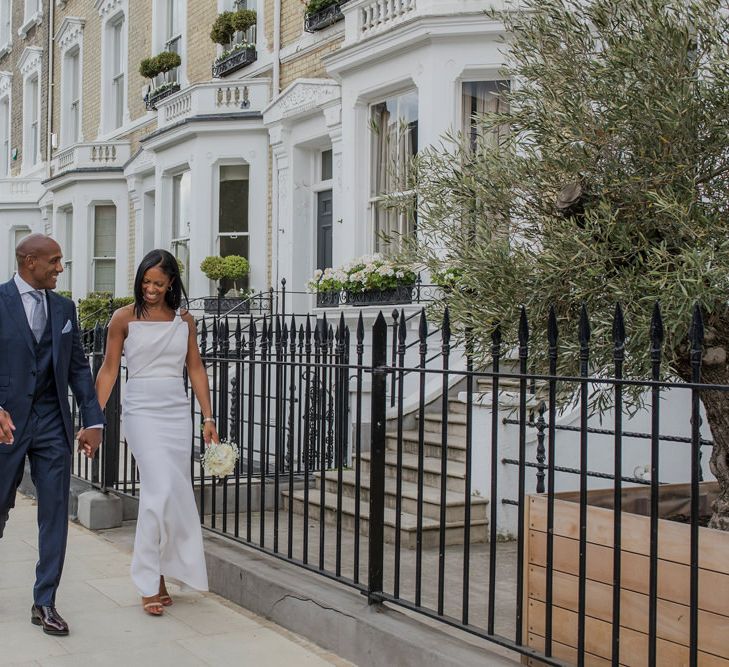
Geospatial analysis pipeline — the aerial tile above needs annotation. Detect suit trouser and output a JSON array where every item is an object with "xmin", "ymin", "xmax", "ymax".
[{"xmin": 0, "ymin": 404, "xmax": 71, "ymax": 606}]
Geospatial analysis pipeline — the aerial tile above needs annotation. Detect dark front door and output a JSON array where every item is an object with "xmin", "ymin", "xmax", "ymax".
[{"xmin": 316, "ymin": 189, "xmax": 333, "ymax": 270}]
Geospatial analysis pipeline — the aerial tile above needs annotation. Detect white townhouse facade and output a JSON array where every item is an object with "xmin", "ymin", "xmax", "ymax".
[{"xmin": 0, "ymin": 0, "xmax": 512, "ymax": 306}]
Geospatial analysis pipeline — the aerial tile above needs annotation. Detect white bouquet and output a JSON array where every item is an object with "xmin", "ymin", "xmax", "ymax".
[{"xmin": 201, "ymin": 440, "xmax": 240, "ymax": 477}]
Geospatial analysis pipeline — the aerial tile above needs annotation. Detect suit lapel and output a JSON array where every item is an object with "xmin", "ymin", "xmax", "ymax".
[
  {"xmin": 49, "ymin": 292, "xmax": 65, "ymax": 369},
  {"xmin": 0, "ymin": 280, "xmax": 35, "ymax": 355}
]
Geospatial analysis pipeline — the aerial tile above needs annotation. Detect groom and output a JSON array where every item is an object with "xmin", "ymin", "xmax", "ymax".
[{"xmin": 0, "ymin": 233, "xmax": 104, "ymax": 636}]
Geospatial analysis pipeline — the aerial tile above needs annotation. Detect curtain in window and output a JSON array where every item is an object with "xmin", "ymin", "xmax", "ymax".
[{"xmin": 462, "ymin": 81, "xmax": 510, "ymax": 150}]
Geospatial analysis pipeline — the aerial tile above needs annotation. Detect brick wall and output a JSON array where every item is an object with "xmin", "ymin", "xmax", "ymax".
[
  {"xmin": 0, "ymin": 0, "xmax": 50, "ymax": 176},
  {"xmin": 186, "ymin": 0, "xmax": 218, "ymax": 85}
]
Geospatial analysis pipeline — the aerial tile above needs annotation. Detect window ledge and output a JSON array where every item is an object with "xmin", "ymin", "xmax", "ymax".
[
  {"xmin": 0, "ymin": 42, "xmax": 10, "ymax": 58},
  {"xmin": 18, "ymin": 11, "xmax": 43, "ymax": 39}
]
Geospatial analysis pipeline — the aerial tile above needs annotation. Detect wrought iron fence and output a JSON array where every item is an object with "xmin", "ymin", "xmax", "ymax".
[{"xmin": 73, "ymin": 301, "xmax": 726, "ymax": 667}]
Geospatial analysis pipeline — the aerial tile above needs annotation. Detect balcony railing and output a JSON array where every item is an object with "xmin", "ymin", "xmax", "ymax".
[
  {"xmin": 154, "ymin": 79, "xmax": 271, "ymax": 129},
  {"xmin": 0, "ymin": 177, "xmax": 44, "ymax": 202},
  {"xmin": 342, "ymin": 0, "xmax": 492, "ymax": 45},
  {"xmin": 51, "ymin": 141, "xmax": 132, "ymax": 176}
]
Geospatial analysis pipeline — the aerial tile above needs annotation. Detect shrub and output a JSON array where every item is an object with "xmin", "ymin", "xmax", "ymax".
[
  {"xmin": 223, "ymin": 255, "xmax": 250, "ymax": 283},
  {"xmin": 200, "ymin": 256, "xmax": 227, "ymax": 282},
  {"xmin": 156, "ymin": 51, "xmax": 181, "ymax": 74},
  {"xmin": 78, "ymin": 292, "xmax": 134, "ymax": 330},
  {"xmin": 231, "ymin": 9, "xmax": 256, "ymax": 34},
  {"xmin": 139, "ymin": 56, "xmax": 160, "ymax": 79},
  {"xmin": 305, "ymin": 0, "xmax": 339, "ymax": 14},
  {"xmin": 210, "ymin": 11, "xmax": 236, "ymax": 45},
  {"xmin": 56, "ymin": 290, "xmax": 72, "ymax": 299}
]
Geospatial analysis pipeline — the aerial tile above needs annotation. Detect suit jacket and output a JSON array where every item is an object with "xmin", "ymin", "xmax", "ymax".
[{"xmin": 0, "ymin": 279, "xmax": 105, "ymax": 449}]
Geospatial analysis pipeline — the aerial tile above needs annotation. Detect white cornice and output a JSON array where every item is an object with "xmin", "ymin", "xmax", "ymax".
[
  {"xmin": 0, "ymin": 71, "xmax": 12, "ymax": 97},
  {"xmin": 18, "ymin": 46, "xmax": 43, "ymax": 78},
  {"xmin": 56, "ymin": 17, "xmax": 85, "ymax": 52},
  {"xmin": 95, "ymin": 0, "xmax": 126, "ymax": 18},
  {"xmin": 263, "ymin": 79, "xmax": 341, "ymax": 127}
]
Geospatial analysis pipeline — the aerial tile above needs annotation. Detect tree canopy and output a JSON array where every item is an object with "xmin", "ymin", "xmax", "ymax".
[{"xmin": 401, "ymin": 0, "xmax": 729, "ymax": 527}]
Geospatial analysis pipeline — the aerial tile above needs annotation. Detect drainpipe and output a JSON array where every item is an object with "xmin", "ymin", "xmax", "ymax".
[
  {"xmin": 46, "ymin": 0, "xmax": 56, "ymax": 175},
  {"xmin": 273, "ymin": 0, "xmax": 281, "ymax": 94}
]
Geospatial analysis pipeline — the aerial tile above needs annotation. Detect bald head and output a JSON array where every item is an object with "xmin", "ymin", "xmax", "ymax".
[
  {"xmin": 16, "ymin": 233, "xmax": 64, "ymax": 290},
  {"xmin": 16, "ymin": 233, "xmax": 61, "ymax": 262}
]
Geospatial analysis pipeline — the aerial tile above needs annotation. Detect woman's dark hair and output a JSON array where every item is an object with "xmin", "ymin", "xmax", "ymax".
[{"xmin": 133, "ymin": 249, "xmax": 188, "ymax": 319}]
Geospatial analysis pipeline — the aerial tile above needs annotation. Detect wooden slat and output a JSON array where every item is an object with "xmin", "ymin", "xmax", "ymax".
[
  {"xmin": 528, "ymin": 633, "xmax": 612, "ymax": 667},
  {"xmin": 528, "ymin": 495, "xmax": 729, "ymax": 574},
  {"xmin": 528, "ymin": 530, "xmax": 729, "ymax": 618},
  {"xmin": 528, "ymin": 600, "xmax": 729, "ymax": 666},
  {"xmin": 528, "ymin": 565, "xmax": 729, "ymax": 659}
]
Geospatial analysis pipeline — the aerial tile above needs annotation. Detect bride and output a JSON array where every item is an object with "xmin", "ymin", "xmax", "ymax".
[{"xmin": 88, "ymin": 249, "xmax": 218, "ymax": 616}]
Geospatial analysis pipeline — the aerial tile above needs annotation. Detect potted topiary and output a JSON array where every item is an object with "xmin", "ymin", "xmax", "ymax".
[
  {"xmin": 141, "ymin": 51, "xmax": 182, "ymax": 110},
  {"xmin": 211, "ymin": 9, "xmax": 257, "ymax": 78},
  {"xmin": 308, "ymin": 267, "xmax": 345, "ymax": 308},
  {"xmin": 201, "ymin": 255, "xmax": 251, "ymax": 315},
  {"xmin": 304, "ymin": 0, "xmax": 347, "ymax": 33}
]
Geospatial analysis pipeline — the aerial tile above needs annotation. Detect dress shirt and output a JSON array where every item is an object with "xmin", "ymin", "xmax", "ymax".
[{"xmin": 0, "ymin": 275, "xmax": 103, "ymax": 431}]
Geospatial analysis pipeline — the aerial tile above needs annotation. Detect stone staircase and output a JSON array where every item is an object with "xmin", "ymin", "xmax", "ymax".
[{"xmin": 282, "ymin": 398, "xmax": 489, "ymax": 549}]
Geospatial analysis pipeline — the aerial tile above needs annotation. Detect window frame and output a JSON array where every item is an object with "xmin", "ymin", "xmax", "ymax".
[
  {"xmin": 0, "ymin": 93, "xmax": 10, "ymax": 177},
  {"xmin": 92, "ymin": 204, "xmax": 117, "ymax": 294},
  {"xmin": 368, "ymin": 88, "xmax": 419, "ymax": 255},
  {"xmin": 170, "ymin": 170, "xmax": 191, "ymax": 289},
  {"xmin": 0, "ymin": 0, "xmax": 12, "ymax": 54}
]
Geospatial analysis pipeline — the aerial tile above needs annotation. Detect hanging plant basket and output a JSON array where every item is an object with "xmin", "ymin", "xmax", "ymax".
[
  {"xmin": 203, "ymin": 297, "xmax": 251, "ymax": 315},
  {"xmin": 316, "ymin": 290, "xmax": 343, "ymax": 308},
  {"xmin": 145, "ymin": 82, "xmax": 181, "ymax": 110},
  {"xmin": 212, "ymin": 45, "xmax": 257, "ymax": 78},
  {"xmin": 346, "ymin": 285, "xmax": 414, "ymax": 307},
  {"xmin": 305, "ymin": 3, "xmax": 345, "ymax": 32}
]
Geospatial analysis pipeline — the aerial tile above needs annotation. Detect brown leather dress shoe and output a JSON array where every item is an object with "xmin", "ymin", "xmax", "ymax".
[{"xmin": 31, "ymin": 605, "xmax": 69, "ymax": 636}]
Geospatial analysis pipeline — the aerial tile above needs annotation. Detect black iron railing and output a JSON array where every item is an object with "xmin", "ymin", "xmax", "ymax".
[{"xmin": 73, "ymin": 301, "xmax": 723, "ymax": 667}]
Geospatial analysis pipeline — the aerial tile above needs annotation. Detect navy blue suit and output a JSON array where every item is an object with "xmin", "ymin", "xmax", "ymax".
[{"xmin": 0, "ymin": 278, "xmax": 104, "ymax": 605}]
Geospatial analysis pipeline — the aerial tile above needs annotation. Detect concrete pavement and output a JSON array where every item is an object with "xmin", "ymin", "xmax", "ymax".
[{"xmin": 0, "ymin": 494, "xmax": 353, "ymax": 667}]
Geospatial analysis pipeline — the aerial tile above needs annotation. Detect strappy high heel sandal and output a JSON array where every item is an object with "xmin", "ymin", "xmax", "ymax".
[
  {"xmin": 158, "ymin": 576, "xmax": 173, "ymax": 606},
  {"xmin": 142, "ymin": 594, "xmax": 164, "ymax": 616}
]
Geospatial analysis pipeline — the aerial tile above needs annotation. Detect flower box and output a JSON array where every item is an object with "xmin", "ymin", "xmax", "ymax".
[
  {"xmin": 316, "ymin": 290, "xmax": 342, "ymax": 308},
  {"xmin": 145, "ymin": 82, "xmax": 181, "ymax": 110},
  {"xmin": 304, "ymin": 3, "xmax": 345, "ymax": 32},
  {"xmin": 203, "ymin": 297, "xmax": 251, "ymax": 315},
  {"xmin": 212, "ymin": 45, "xmax": 257, "ymax": 78},
  {"xmin": 346, "ymin": 285, "xmax": 414, "ymax": 307}
]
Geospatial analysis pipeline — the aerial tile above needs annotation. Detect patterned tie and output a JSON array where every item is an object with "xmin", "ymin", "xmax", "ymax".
[{"xmin": 29, "ymin": 290, "xmax": 47, "ymax": 343}]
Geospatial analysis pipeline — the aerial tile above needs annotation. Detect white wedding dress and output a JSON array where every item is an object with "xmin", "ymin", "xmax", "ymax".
[{"xmin": 122, "ymin": 311, "xmax": 208, "ymax": 597}]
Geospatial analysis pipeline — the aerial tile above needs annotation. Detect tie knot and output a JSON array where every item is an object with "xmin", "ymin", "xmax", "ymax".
[{"xmin": 29, "ymin": 290, "xmax": 43, "ymax": 304}]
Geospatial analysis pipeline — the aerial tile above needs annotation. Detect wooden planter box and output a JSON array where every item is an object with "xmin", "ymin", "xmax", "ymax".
[
  {"xmin": 212, "ymin": 46, "xmax": 257, "ymax": 78},
  {"xmin": 524, "ymin": 482, "xmax": 729, "ymax": 665}
]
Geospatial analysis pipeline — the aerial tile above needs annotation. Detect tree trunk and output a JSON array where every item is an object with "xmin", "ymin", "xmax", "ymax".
[{"xmin": 676, "ymin": 349, "xmax": 729, "ymax": 531}]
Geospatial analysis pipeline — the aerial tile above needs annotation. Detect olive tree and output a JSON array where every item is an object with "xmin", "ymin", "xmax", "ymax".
[{"xmin": 402, "ymin": 0, "xmax": 729, "ymax": 528}]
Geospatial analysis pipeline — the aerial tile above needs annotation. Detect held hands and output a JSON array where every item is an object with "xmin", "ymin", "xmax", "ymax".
[
  {"xmin": 77, "ymin": 428, "xmax": 103, "ymax": 459},
  {"xmin": 203, "ymin": 420, "xmax": 219, "ymax": 446},
  {"xmin": 0, "ymin": 408, "xmax": 15, "ymax": 445}
]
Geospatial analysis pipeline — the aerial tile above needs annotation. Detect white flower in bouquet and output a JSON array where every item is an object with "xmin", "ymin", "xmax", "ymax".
[{"xmin": 201, "ymin": 439, "xmax": 240, "ymax": 477}]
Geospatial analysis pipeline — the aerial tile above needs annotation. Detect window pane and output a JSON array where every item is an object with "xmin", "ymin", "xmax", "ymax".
[
  {"xmin": 219, "ymin": 235, "xmax": 249, "ymax": 292},
  {"xmin": 371, "ymin": 91, "xmax": 418, "ymax": 198},
  {"xmin": 321, "ymin": 149, "xmax": 332, "ymax": 181},
  {"xmin": 15, "ymin": 228, "xmax": 29, "ymax": 247},
  {"xmin": 172, "ymin": 171, "xmax": 191, "ymax": 239},
  {"xmin": 94, "ymin": 205, "xmax": 116, "ymax": 256},
  {"xmin": 219, "ymin": 167, "xmax": 249, "ymax": 234},
  {"xmin": 462, "ymin": 80, "xmax": 510, "ymax": 150},
  {"xmin": 94, "ymin": 259, "xmax": 115, "ymax": 293},
  {"xmin": 172, "ymin": 240, "xmax": 189, "ymax": 291}
]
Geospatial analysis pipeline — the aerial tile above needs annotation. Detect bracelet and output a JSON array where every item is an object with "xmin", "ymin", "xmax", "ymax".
[{"xmin": 203, "ymin": 417, "xmax": 216, "ymax": 424}]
